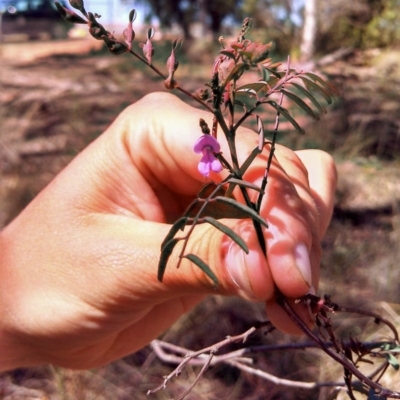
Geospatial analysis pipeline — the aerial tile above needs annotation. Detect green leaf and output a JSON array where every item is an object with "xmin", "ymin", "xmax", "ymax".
[
  {"xmin": 385, "ymin": 352, "xmax": 400, "ymax": 370},
  {"xmin": 236, "ymin": 82, "xmax": 268, "ymax": 94},
  {"xmin": 265, "ymin": 68, "xmax": 283, "ymax": 80},
  {"xmin": 226, "ymin": 178, "xmax": 263, "ymax": 193},
  {"xmin": 188, "ymin": 197, "xmax": 246, "ymax": 220},
  {"xmin": 239, "ymin": 146, "xmax": 262, "ymax": 176},
  {"xmin": 287, "ymin": 82, "xmax": 326, "ymax": 114},
  {"xmin": 158, "ymin": 238, "xmax": 180, "ymax": 281},
  {"xmin": 197, "ymin": 182, "xmax": 223, "ymax": 199},
  {"xmin": 265, "ymin": 75, "xmax": 280, "ymax": 87},
  {"xmin": 234, "ymin": 91, "xmax": 257, "ymax": 109},
  {"xmin": 260, "ymin": 66, "xmax": 269, "ymax": 81},
  {"xmin": 203, "ymin": 217, "xmax": 249, "ymax": 254},
  {"xmin": 161, "ymin": 217, "xmax": 188, "ymax": 249},
  {"xmin": 264, "ymin": 101, "xmax": 305, "ymax": 134},
  {"xmin": 304, "ymin": 72, "xmax": 337, "ymax": 95},
  {"xmin": 281, "ymin": 89, "xmax": 319, "ymax": 120},
  {"xmin": 183, "ymin": 254, "xmax": 219, "ymax": 287},
  {"xmin": 299, "ymin": 76, "xmax": 333, "ymax": 105},
  {"xmin": 214, "ymin": 197, "xmax": 268, "ymax": 228}
]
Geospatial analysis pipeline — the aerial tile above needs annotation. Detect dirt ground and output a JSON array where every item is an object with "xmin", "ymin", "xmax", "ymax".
[{"xmin": 1, "ymin": 38, "xmax": 400, "ymax": 399}]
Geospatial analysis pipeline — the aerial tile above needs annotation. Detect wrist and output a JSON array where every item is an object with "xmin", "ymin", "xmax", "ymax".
[{"xmin": 0, "ymin": 229, "xmax": 40, "ymax": 371}]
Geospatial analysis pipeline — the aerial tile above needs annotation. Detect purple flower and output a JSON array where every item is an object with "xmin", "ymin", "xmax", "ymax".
[{"xmin": 193, "ymin": 135, "xmax": 223, "ymax": 177}]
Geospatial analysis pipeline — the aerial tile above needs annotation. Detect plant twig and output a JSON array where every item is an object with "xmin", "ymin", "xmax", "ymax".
[{"xmin": 147, "ymin": 327, "xmax": 256, "ymax": 395}]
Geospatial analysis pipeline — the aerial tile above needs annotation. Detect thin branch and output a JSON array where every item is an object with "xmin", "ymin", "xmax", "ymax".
[
  {"xmin": 147, "ymin": 327, "xmax": 256, "ymax": 395},
  {"xmin": 226, "ymin": 359, "xmax": 340, "ymax": 390},
  {"xmin": 277, "ymin": 295, "xmax": 400, "ymax": 399},
  {"xmin": 150, "ymin": 336, "xmax": 397, "ymax": 394},
  {"xmin": 175, "ymin": 354, "xmax": 214, "ymax": 400}
]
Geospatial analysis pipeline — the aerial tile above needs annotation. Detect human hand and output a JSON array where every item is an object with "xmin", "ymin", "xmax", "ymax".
[{"xmin": 0, "ymin": 92, "xmax": 336, "ymax": 371}]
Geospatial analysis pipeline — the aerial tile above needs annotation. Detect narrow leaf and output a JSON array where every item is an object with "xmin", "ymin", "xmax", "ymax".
[
  {"xmin": 161, "ymin": 217, "xmax": 188, "ymax": 249},
  {"xmin": 197, "ymin": 182, "xmax": 225, "ymax": 199},
  {"xmin": 287, "ymin": 82, "xmax": 326, "ymax": 114},
  {"xmin": 183, "ymin": 254, "xmax": 219, "ymax": 286},
  {"xmin": 265, "ymin": 68, "xmax": 282, "ymax": 79},
  {"xmin": 300, "ymin": 76, "xmax": 333, "ymax": 104},
  {"xmin": 234, "ymin": 91, "xmax": 257, "ymax": 109},
  {"xmin": 385, "ymin": 352, "xmax": 400, "ymax": 370},
  {"xmin": 260, "ymin": 66, "xmax": 269, "ymax": 81},
  {"xmin": 226, "ymin": 178, "xmax": 263, "ymax": 193},
  {"xmin": 158, "ymin": 238, "xmax": 180, "ymax": 281},
  {"xmin": 281, "ymin": 89, "xmax": 319, "ymax": 120},
  {"xmin": 304, "ymin": 72, "xmax": 338, "ymax": 95},
  {"xmin": 265, "ymin": 101, "xmax": 305, "ymax": 134},
  {"xmin": 214, "ymin": 197, "xmax": 268, "ymax": 228},
  {"xmin": 203, "ymin": 217, "xmax": 249, "ymax": 254},
  {"xmin": 239, "ymin": 146, "xmax": 262, "ymax": 176},
  {"xmin": 236, "ymin": 82, "xmax": 268, "ymax": 94}
]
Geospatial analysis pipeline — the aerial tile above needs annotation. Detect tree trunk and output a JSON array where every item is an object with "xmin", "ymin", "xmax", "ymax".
[{"xmin": 300, "ymin": 0, "xmax": 317, "ymax": 62}]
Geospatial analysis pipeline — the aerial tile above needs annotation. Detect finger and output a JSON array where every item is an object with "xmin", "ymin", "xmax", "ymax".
[
  {"xmin": 264, "ymin": 151, "xmax": 336, "ymax": 334},
  {"xmin": 295, "ymin": 150, "xmax": 337, "ymax": 238}
]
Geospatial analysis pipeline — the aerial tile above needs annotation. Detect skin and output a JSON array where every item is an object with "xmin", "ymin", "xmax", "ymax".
[{"xmin": 0, "ymin": 93, "xmax": 337, "ymax": 371}]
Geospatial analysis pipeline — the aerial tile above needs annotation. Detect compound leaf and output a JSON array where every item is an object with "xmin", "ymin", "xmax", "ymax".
[
  {"xmin": 281, "ymin": 89, "xmax": 319, "ymax": 120},
  {"xmin": 287, "ymin": 81, "xmax": 326, "ymax": 114},
  {"xmin": 300, "ymin": 76, "xmax": 333, "ymax": 105}
]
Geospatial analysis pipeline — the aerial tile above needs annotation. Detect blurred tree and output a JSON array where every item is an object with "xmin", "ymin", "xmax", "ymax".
[
  {"xmin": 241, "ymin": 0, "xmax": 299, "ymax": 56},
  {"xmin": 134, "ymin": 0, "xmax": 243, "ymax": 38},
  {"xmin": 241, "ymin": 0, "xmax": 390, "ymax": 57},
  {"xmin": 300, "ymin": 0, "xmax": 317, "ymax": 61},
  {"xmin": 315, "ymin": 0, "xmax": 387, "ymax": 51},
  {"xmin": 359, "ymin": 0, "xmax": 400, "ymax": 47},
  {"xmin": 204, "ymin": 0, "xmax": 243, "ymax": 33},
  {"xmin": 127, "ymin": 0, "xmax": 397, "ymax": 53}
]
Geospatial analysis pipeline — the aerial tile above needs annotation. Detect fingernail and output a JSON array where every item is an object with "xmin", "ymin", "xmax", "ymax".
[
  {"xmin": 307, "ymin": 285, "xmax": 316, "ymax": 295},
  {"xmin": 294, "ymin": 242, "xmax": 312, "ymax": 288},
  {"xmin": 225, "ymin": 241, "xmax": 254, "ymax": 300}
]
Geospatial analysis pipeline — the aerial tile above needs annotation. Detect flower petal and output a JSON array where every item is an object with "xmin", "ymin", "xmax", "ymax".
[
  {"xmin": 198, "ymin": 160, "xmax": 211, "ymax": 176},
  {"xmin": 211, "ymin": 158, "xmax": 223, "ymax": 173},
  {"xmin": 193, "ymin": 134, "xmax": 221, "ymax": 153},
  {"xmin": 197, "ymin": 148, "xmax": 222, "ymax": 177}
]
